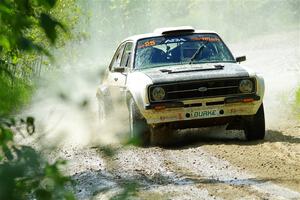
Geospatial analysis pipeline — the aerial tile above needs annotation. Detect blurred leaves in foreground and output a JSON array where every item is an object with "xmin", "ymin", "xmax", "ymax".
[
  {"xmin": 0, "ymin": 0, "xmax": 69, "ymax": 54},
  {"xmin": 0, "ymin": 0, "xmax": 79, "ymax": 199},
  {"xmin": 0, "ymin": 123, "xmax": 74, "ymax": 200}
]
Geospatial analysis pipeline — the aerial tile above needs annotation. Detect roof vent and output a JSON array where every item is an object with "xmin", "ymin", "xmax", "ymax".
[{"xmin": 154, "ymin": 26, "xmax": 195, "ymax": 35}]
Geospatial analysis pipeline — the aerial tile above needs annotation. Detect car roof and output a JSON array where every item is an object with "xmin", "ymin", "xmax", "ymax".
[{"xmin": 122, "ymin": 26, "xmax": 218, "ymax": 43}]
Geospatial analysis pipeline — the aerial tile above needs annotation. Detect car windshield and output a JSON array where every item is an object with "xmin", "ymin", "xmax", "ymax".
[{"xmin": 134, "ymin": 33, "xmax": 235, "ymax": 69}]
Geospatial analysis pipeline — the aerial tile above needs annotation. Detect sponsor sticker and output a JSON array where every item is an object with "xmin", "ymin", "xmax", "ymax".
[
  {"xmin": 190, "ymin": 109, "xmax": 218, "ymax": 118},
  {"xmin": 229, "ymin": 108, "xmax": 246, "ymax": 114},
  {"xmin": 164, "ymin": 38, "xmax": 186, "ymax": 43},
  {"xmin": 191, "ymin": 37, "xmax": 220, "ymax": 42}
]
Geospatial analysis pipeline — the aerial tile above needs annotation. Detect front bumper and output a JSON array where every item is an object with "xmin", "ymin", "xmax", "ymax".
[{"xmin": 142, "ymin": 95, "xmax": 262, "ymax": 124}]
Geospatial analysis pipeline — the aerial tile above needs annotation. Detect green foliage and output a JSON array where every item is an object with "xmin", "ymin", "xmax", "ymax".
[
  {"xmin": 0, "ymin": 0, "xmax": 80, "ymax": 111},
  {"xmin": 0, "ymin": 0, "xmax": 80, "ymax": 199},
  {"xmin": 296, "ymin": 87, "xmax": 300, "ymax": 118},
  {"xmin": 0, "ymin": 124, "xmax": 74, "ymax": 200},
  {"xmin": 0, "ymin": 0, "xmax": 62, "ymax": 53},
  {"xmin": 0, "ymin": 74, "xmax": 32, "ymax": 116},
  {"xmin": 0, "ymin": 0, "xmax": 79, "ymax": 82},
  {"xmin": 296, "ymin": 88, "xmax": 300, "ymax": 105},
  {"xmin": 40, "ymin": 13, "xmax": 66, "ymax": 44}
]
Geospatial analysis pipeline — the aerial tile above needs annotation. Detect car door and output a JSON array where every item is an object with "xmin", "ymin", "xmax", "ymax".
[{"xmin": 107, "ymin": 41, "xmax": 134, "ymax": 107}]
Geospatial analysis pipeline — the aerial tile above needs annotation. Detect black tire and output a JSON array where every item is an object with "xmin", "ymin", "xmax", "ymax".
[
  {"xmin": 150, "ymin": 126, "xmax": 174, "ymax": 146},
  {"xmin": 128, "ymin": 99, "xmax": 150, "ymax": 146},
  {"xmin": 243, "ymin": 103, "xmax": 265, "ymax": 141}
]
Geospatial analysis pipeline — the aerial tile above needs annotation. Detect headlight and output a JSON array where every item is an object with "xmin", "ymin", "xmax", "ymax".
[
  {"xmin": 152, "ymin": 86, "xmax": 165, "ymax": 101},
  {"xmin": 239, "ymin": 79, "xmax": 253, "ymax": 93}
]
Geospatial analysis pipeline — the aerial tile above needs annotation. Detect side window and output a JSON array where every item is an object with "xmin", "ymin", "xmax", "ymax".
[
  {"xmin": 120, "ymin": 42, "xmax": 133, "ymax": 68},
  {"xmin": 110, "ymin": 44, "xmax": 125, "ymax": 71}
]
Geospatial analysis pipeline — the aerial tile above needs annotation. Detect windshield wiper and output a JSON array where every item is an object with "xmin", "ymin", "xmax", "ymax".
[{"xmin": 189, "ymin": 42, "xmax": 208, "ymax": 65}]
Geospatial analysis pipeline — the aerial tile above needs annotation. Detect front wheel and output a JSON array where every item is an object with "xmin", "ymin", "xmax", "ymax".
[
  {"xmin": 150, "ymin": 126, "xmax": 174, "ymax": 146},
  {"xmin": 128, "ymin": 99, "xmax": 150, "ymax": 146},
  {"xmin": 243, "ymin": 103, "xmax": 265, "ymax": 141}
]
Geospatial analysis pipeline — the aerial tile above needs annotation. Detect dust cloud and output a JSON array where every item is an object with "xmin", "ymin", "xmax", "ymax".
[{"xmin": 22, "ymin": 0, "xmax": 299, "ymax": 147}]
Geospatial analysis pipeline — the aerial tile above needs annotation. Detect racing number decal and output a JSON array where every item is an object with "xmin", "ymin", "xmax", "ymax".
[
  {"xmin": 137, "ymin": 40, "xmax": 156, "ymax": 49},
  {"xmin": 144, "ymin": 40, "xmax": 156, "ymax": 47}
]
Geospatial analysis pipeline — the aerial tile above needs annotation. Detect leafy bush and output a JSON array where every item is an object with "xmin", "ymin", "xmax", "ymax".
[
  {"xmin": 0, "ymin": 0, "xmax": 79, "ymax": 199},
  {"xmin": 0, "ymin": 123, "xmax": 74, "ymax": 200},
  {"xmin": 0, "ymin": 76, "xmax": 32, "ymax": 116}
]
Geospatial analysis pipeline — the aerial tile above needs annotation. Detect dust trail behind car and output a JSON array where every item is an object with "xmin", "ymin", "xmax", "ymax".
[{"xmin": 21, "ymin": 62, "xmax": 128, "ymax": 147}]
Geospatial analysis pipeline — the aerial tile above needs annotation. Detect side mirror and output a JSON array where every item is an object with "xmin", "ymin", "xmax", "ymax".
[
  {"xmin": 236, "ymin": 56, "xmax": 246, "ymax": 63},
  {"xmin": 114, "ymin": 66, "xmax": 125, "ymax": 73}
]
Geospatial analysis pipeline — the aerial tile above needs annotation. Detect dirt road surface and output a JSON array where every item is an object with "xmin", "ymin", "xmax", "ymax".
[{"xmin": 24, "ymin": 30, "xmax": 300, "ymax": 199}]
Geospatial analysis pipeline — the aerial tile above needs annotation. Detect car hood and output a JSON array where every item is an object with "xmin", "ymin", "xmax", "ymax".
[{"xmin": 139, "ymin": 63, "xmax": 250, "ymax": 84}]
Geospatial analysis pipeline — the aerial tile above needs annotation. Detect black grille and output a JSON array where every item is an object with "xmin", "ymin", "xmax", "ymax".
[{"xmin": 149, "ymin": 78, "xmax": 256, "ymax": 102}]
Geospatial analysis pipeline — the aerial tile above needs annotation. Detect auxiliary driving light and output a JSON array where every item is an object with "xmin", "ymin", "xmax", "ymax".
[
  {"xmin": 239, "ymin": 79, "xmax": 253, "ymax": 93},
  {"xmin": 152, "ymin": 86, "xmax": 165, "ymax": 101}
]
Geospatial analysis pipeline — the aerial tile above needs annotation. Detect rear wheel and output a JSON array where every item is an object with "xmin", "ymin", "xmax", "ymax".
[
  {"xmin": 128, "ymin": 99, "xmax": 150, "ymax": 146},
  {"xmin": 243, "ymin": 103, "xmax": 265, "ymax": 141}
]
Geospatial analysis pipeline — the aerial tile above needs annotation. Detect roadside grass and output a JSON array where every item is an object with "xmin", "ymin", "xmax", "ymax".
[{"xmin": 296, "ymin": 87, "xmax": 300, "ymax": 119}]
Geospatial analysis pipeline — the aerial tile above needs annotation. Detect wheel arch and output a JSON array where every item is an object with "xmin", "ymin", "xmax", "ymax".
[{"xmin": 125, "ymin": 88, "xmax": 148, "ymax": 112}]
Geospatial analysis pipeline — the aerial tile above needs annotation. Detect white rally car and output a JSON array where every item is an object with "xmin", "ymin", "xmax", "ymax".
[{"xmin": 97, "ymin": 26, "xmax": 265, "ymax": 145}]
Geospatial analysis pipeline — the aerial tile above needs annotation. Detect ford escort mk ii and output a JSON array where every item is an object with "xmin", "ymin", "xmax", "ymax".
[{"xmin": 97, "ymin": 26, "xmax": 265, "ymax": 145}]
